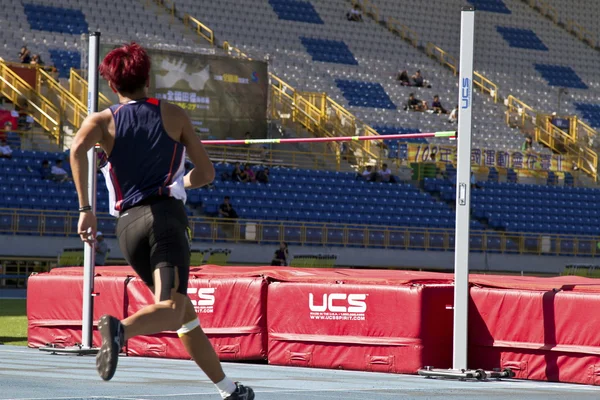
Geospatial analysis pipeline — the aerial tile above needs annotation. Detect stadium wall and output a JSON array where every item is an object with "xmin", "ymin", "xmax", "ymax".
[{"xmin": 0, "ymin": 235, "xmax": 580, "ymax": 274}]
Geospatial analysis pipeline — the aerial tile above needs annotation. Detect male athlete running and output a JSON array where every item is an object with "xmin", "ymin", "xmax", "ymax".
[{"xmin": 70, "ymin": 42, "xmax": 254, "ymax": 400}]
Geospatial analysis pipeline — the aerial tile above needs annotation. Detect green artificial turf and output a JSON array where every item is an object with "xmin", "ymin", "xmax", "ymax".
[{"xmin": 0, "ymin": 299, "xmax": 28, "ymax": 346}]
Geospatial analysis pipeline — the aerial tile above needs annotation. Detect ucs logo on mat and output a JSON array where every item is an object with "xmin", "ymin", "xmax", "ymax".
[
  {"xmin": 188, "ymin": 287, "xmax": 216, "ymax": 314},
  {"xmin": 308, "ymin": 293, "xmax": 367, "ymax": 321}
]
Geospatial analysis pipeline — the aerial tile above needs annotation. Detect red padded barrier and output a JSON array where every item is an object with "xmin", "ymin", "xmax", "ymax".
[
  {"xmin": 469, "ymin": 285, "xmax": 600, "ymax": 385},
  {"xmin": 27, "ymin": 273, "xmax": 128, "ymax": 348},
  {"xmin": 126, "ymin": 276, "xmax": 268, "ymax": 361},
  {"xmin": 267, "ymin": 281, "xmax": 454, "ymax": 374}
]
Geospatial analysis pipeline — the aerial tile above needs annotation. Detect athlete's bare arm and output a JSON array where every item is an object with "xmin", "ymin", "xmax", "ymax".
[
  {"xmin": 70, "ymin": 111, "xmax": 111, "ymax": 210},
  {"xmin": 162, "ymin": 103, "xmax": 215, "ymax": 189}
]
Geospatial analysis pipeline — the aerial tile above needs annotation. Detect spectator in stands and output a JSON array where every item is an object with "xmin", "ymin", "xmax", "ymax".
[
  {"xmin": 347, "ymin": 4, "xmax": 363, "ymax": 21},
  {"xmin": 412, "ymin": 70, "xmax": 424, "ymax": 87},
  {"xmin": 51, "ymin": 159, "xmax": 71, "ymax": 182},
  {"xmin": 95, "ymin": 232, "xmax": 110, "ymax": 266},
  {"xmin": 256, "ymin": 167, "xmax": 269, "ymax": 183},
  {"xmin": 219, "ymin": 196, "xmax": 239, "ymax": 219},
  {"xmin": 359, "ymin": 165, "xmax": 380, "ymax": 182},
  {"xmin": 19, "ymin": 46, "xmax": 31, "ymax": 64},
  {"xmin": 359, "ymin": 165, "xmax": 373, "ymax": 180},
  {"xmin": 30, "ymin": 54, "xmax": 44, "ymax": 66},
  {"xmin": 396, "ymin": 70, "xmax": 411, "ymax": 86},
  {"xmin": 0, "ymin": 121, "xmax": 12, "ymax": 141},
  {"xmin": 431, "ymin": 95, "xmax": 447, "ymax": 114},
  {"xmin": 405, "ymin": 93, "xmax": 427, "ymax": 112},
  {"xmin": 448, "ymin": 104, "xmax": 459, "ymax": 124},
  {"xmin": 522, "ymin": 136, "xmax": 533, "ymax": 152},
  {"xmin": 39, "ymin": 159, "xmax": 52, "ymax": 180},
  {"xmin": 271, "ymin": 242, "xmax": 289, "ymax": 266},
  {"xmin": 380, "ymin": 163, "xmax": 396, "ymax": 183},
  {"xmin": 231, "ymin": 162, "xmax": 248, "ymax": 182},
  {"xmin": 244, "ymin": 164, "xmax": 256, "ymax": 182},
  {"xmin": 0, "ymin": 139, "xmax": 12, "ymax": 159}
]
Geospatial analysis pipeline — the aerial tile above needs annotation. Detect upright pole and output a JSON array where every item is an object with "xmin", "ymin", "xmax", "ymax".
[
  {"xmin": 81, "ymin": 31, "xmax": 100, "ymax": 349},
  {"xmin": 453, "ymin": 7, "xmax": 475, "ymax": 370}
]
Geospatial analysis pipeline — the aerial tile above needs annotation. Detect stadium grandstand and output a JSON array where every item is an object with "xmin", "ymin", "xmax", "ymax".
[{"xmin": 3, "ymin": 0, "xmax": 600, "ymax": 398}]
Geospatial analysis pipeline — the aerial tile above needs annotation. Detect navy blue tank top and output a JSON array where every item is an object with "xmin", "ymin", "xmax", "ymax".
[{"xmin": 100, "ymin": 98, "xmax": 187, "ymax": 217}]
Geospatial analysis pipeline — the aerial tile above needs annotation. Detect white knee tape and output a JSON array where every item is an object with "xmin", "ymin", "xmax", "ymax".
[{"xmin": 177, "ymin": 318, "xmax": 200, "ymax": 337}]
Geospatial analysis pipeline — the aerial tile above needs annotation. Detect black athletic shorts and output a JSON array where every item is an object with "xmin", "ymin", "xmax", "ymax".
[{"xmin": 116, "ymin": 196, "xmax": 191, "ymax": 295}]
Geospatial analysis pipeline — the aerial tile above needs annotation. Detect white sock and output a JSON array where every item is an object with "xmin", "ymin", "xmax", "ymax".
[{"xmin": 215, "ymin": 376, "xmax": 237, "ymax": 399}]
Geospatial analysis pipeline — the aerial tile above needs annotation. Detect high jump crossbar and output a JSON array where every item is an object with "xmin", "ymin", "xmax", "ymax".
[{"xmin": 201, "ymin": 131, "xmax": 456, "ymax": 146}]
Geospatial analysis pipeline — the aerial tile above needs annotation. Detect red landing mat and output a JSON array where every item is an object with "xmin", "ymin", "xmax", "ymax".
[
  {"xmin": 27, "ymin": 274, "xmax": 128, "ymax": 348},
  {"xmin": 267, "ymin": 281, "xmax": 454, "ymax": 374},
  {"xmin": 126, "ymin": 276, "xmax": 268, "ymax": 360},
  {"xmin": 468, "ymin": 276, "xmax": 600, "ymax": 385}
]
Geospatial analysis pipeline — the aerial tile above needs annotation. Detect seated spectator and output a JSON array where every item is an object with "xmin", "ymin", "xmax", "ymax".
[
  {"xmin": 379, "ymin": 163, "xmax": 396, "ymax": 183},
  {"xmin": 271, "ymin": 242, "xmax": 289, "ymax": 266},
  {"xmin": 521, "ymin": 136, "xmax": 533, "ymax": 152},
  {"xmin": 396, "ymin": 70, "xmax": 411, "ymax": 86},
  {"xmin": 448, "ymin": 105, "xmax": 459, "ymax": 123},
  {"xmin": 405, "ymin": 93, "xmax": 427, "ymax": 112},
  {"xmin": 219, "ymin": 196, "xmax": 239, "ymax": 219},
  {"xmin": 0, "ymin": 139, "xmax": 12, "ymax": 159},
  {"xmin": 30, "ymin": 54, "xmax": 44, "ymax": 66},
  {"xmin": 0, "ymin": 121, "xmax": 13, "ymax": 141},
  {"xmin": 39, "ymin": 159, "xmax": 52, "ymax": 180},
  {"xmin": 359, "ymin": 165, "xmax": 380, "ymax": 182},
  {"xmin": 19, "ymin": 46, "xmax": 31, "ymax": 64},
  {"xmin": 431, "ymin": 95, "xmax": 447, "ymax": 114},
  {"xmin": 412, "ymin": 70, "xmax": 424, "ymax": 87},
  {"xmin": 95, "ymin": 231, "xmax": 110, "ymax": 266},
  {"xmin": 244, "ymin": 164, "xmax": 256, "ymax": 182},
  {"xmin": 347, "ymin": 5, "xmax": 363, "ymax": 21},
  {"xmin": 256, "ymin": 167, "xmax": 269, "ymax": 183},
  {"xmin": 231, "ymin": 162, "xmax": 248, "ymax": 182},
  {"xmin": 51, "ymin": 159, "xmax": 71, "ymax": 182}
]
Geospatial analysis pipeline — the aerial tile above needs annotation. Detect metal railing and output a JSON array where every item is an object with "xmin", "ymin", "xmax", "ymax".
[
  {"xmin": 473, "ymin": 71, "xmax": 498, "ymax": 103},
  {"xmin": 204, "ymin": 144, "xmax": 342, "ymax": 170},
  {"xmin": 566, "ymin": 20, "xmax": 597, "ymax": 48},
  {"xmin": 69, "ymin": 68, "xmax": 112, "ymax": 111},
  {"xmin": 37, "ymin": 67, "xmax": 88, "ymax": 129},
  {"xmin": 183, "ymin": 14, "xmax": 215, "ymax": 45},
  {"xmin": 426, "ymin": 43, "xmax": 458, "ymax": 75},
  {"xmin": 386, "ymin": 17, "xmax": 419, "ymax": 47},
  {"xmin": 506, "ymin": 95, "xmax": 599, "ymax": 181},
  {"xmin": 0, "ymin": 61, "xmax": 60, "ymax": 140},
  {"xmin": 523, "ymin": 0, "xmax": 598, "ymax": 50},
  {"xmin": 505, "ymin": 95, "xmax": 536, "ymax": 129},
  {"xmin": 1, "ymin": 208, "xmax": 600, "ymax": 257}
]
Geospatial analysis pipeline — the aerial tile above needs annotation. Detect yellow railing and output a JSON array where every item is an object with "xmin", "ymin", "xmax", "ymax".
[
  {"xmin": 223, "ymin": 42, "xmax": 252, "ymax": 59},
  {"xmin": 425, "ymin": 43, "xmax": 458, "ymax": 75},
  {"xmin": 36, "ymin": 67, "xmax": 88, "ymax": 129},
  {"xmin": 524, "ymin": 0, "xmax": 598, "ymax": 49},
  {"xmin": 1, "ymin": 208, "xmax": 599, "ymax": 256},
  {"xmin": 386, "ymin": 17, "xmax": 419, "ymax": 47},
  {"xmin": 69, "ymin": 68, "xmax": 112, "ymax": 111},
  {"xmin": 204, "ymin": 145, "xmax": 343, "ymax": 170},
  {"xmin": 473, "ymin": 71, "xmax": 498, "ymax": 103},
  {"xmin": 505, "ymin": 95, "xmax": 536, "ymax": 129},
  {"xmin": 0, "ymin": 62, "xmax": 60, "ymax": 141},
  {"xmin": 528, "ymin": 0, "xmax": 558, "ymax": 23},
  {"xmin": 506, "ymin": 95, "xmax": 599, "ymax": 180},
  {"xmin": 183, "ymin": 14, "xmax": 215, "ymax": 45},
  {"xmin": 566, "ymin": 20, "xmax": 597, "ymax": 48}
]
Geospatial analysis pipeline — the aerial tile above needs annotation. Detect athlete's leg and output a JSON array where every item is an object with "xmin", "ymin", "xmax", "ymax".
[
  {"xmin": 120, "ymin": 266, "xmax": 187, "ymax": 339},
  {"xmin": 178, "ymin": 294, "xmax": 225, "ymax": 383}
]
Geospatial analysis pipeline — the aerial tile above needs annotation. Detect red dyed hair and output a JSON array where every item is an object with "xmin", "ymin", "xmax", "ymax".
[{"xmin": 99, "ymin": 42, "xmax": 151, "ymax": 94}]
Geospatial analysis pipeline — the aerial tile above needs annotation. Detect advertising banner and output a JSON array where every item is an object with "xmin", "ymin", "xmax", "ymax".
[{"xmin": 100, "ymin": 46, "xmax": 268, "ymax": 139}]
